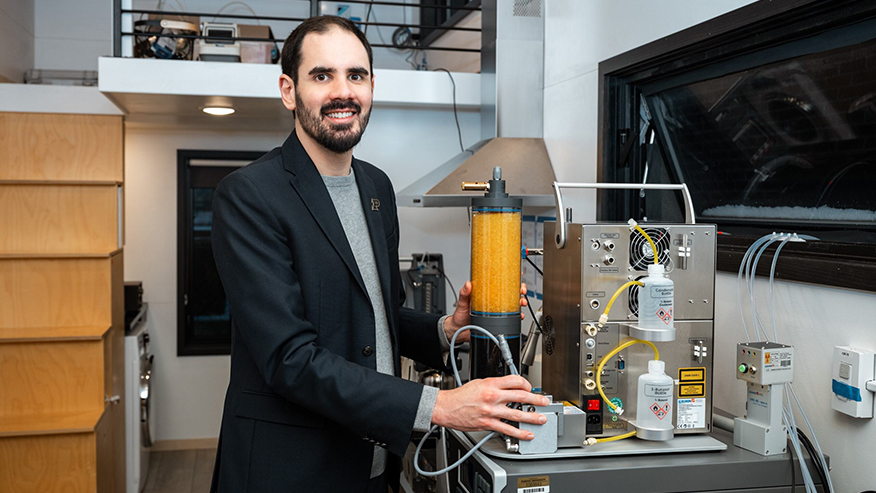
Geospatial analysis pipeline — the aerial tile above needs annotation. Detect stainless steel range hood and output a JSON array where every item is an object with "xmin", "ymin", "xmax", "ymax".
[{"xmin": 397, "ymin": 0, "xmax": 556, "ymax": 207}]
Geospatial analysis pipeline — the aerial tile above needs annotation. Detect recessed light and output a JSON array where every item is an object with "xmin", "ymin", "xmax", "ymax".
[{"xmin": 203, "ymin": 106, "xmax": 235, "ymax": 116}]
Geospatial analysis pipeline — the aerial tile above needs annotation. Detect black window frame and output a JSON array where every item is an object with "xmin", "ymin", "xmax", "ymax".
[
  {"xmin": 420, "ymin": 0, "xmax": 481, "ymax": 48},
  {"xmin": 598, "ymin": 0, "xmax": 876, "ymax": 292},
  {"xmin": 177, "ymin": 149, "xmax": 264, "ymax": 356}
]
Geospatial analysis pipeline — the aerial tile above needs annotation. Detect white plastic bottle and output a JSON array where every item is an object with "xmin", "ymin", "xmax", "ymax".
[
  {"xmin": 637, "ymin": 263, "xmax": 675, "ymax": 341},
  {"xmin": 635, "ymin": 359, "xmax": 675, "ymax": 440}
]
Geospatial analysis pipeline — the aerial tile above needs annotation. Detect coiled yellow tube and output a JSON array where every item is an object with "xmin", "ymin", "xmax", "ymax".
[
  {"xmin": 598, "ymin": 280, "xmax": 645, "ymax": 327},
  {"xmin": 595, "ymin": 339, "xmax": 659, "ymax": 414}
]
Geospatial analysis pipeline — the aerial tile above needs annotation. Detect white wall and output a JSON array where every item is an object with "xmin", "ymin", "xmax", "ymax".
[
  {"xmin": 125, "ymin": 105, "xmax": 480, "ymax": 442},
  {"xmin": 543, "ymin": 2, "xmax": 876, "ymax": 492},
  {"xmin": 0, "ymin": 0, "xmax": 34, "ymax": 82},
  {"xmin": 713, "ymin": 275, "xmax": 876, "ymax": 493},
  {"xmin": 33, "ymin": 0, "xmax": 112, "ymax": 70}
]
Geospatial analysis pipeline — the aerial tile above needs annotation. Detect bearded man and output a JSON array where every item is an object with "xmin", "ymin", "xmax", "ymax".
[{"xmin": 209, "ymin": 15, "xmax": 546, "ymax": 493}]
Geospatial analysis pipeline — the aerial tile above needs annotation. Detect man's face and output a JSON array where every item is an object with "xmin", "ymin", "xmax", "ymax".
[{"xmin": 292, "ymin": 27, "xmax": 373, "ymax": 154}]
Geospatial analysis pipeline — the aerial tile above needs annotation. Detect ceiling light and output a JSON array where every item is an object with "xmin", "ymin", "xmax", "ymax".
[{"xmin": 203, "ymin": 106, "xmax": 235, "ymax": 116}]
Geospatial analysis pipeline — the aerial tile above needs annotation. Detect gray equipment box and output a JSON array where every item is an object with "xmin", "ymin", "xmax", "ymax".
[
  {"xmin": 541, "ymin": 222, "xmax": 717, "ymax": 438},
  {"xmin": 446, "ymin": 428, "xmax": 827, "ymax": 492},
  {"xmin": 737, "ymin": 341, "xmax": 795, "ymax": 385}
]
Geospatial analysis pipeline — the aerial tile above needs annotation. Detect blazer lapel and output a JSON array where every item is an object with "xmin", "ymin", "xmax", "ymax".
[
  {"xmin": 282, "ymin": 132, "xmax": 367, "ymax": 297},
  {"xmin": 352, "ymin": 160, "xmax": 396, "ymax": 334}
]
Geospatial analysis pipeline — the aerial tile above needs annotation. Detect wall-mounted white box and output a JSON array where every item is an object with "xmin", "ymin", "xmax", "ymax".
[{"xmin": 832, "ymin": 346, "xmax": 875, "ymax": 418}]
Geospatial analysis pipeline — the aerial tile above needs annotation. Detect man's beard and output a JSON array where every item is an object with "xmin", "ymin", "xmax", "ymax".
[{"xmin": 295, "ymin": 91, "xmax": 371, "ymax": 154}]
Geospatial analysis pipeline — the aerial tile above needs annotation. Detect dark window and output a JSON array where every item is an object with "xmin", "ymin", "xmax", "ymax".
[
  {"xmin": 177, "ymin": 150, "xmax": 263, "ymax": 356},
  {"xmin": 645, "ymin": 37, "xmax": 876, "ymax": 236},
  {"xmin": 599, "ymin": 0, "xmax": 876, "ymax": 292},
  {"xmin": 420, "ymin": 0, "xmax": 481, "ymax": 48}
]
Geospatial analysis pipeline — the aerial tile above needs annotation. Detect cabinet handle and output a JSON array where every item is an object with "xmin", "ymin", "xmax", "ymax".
[{"xmin": 106, "ymin": 395, "xmax": 121, "ymax": 405}]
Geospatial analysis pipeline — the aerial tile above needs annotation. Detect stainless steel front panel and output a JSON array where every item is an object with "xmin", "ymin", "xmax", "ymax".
[
  {"xmin": 578, "ymin": 224, "xmax": 717, "ymax": 323},
  {"xmin": 543, "ymin": 222, "xmax": 716, "ymax": 437},
  {"xmin": 583, "ymin": 321, "xmax": 714, "ymax": 436}
]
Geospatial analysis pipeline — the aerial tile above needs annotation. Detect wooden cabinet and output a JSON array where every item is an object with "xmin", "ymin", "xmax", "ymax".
[{"xmin": 0, "ymin": 112, "xmax": 125, "ymax": 492}]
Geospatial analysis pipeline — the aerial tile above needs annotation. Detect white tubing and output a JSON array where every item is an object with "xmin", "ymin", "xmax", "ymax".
[
  {"xmin": 768, "ymin": 237, "xmax": 792, "ymax": 342},
  {"xmin": 414, "ymin": 325, "xmax": 520, "ymax": 477},
  {"xmin": 787, "ymin": 383, "xmax": 834, "ymax": 492},
  {"xmin": 737, "ymin": 233, "xmax": 831, "ymax": 493},
  {"xmin": 737, "ymin": 235, "xmax": 776, "ymax": 342}
]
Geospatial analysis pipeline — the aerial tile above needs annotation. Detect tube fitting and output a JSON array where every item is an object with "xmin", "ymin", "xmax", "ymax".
[{"xmin": 585, "ymin": 324, "xmax": 599, "ymax": 337}]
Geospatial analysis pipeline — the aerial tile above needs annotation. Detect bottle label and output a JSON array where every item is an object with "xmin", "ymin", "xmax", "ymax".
[
  {"xmin": 649, "ymin": 285, "xmax": 674, "ymax": 325},
  {"xmin": 644, "ymin": 384, "xmax": 672, "ymax": 397},
  {"xmin": 650, "ymin": 286, "xmax": 673, "ymax": 298}
]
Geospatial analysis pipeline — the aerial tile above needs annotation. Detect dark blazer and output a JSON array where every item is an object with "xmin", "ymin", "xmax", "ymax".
[{"xmin": 209, "ymin": 131, "xmax": 446, "ymax": 492}]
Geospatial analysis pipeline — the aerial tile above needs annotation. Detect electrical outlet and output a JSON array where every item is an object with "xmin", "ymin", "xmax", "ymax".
[{"xmin": 831, "ymin": 346, "xmax": 875, "ymax": 418}]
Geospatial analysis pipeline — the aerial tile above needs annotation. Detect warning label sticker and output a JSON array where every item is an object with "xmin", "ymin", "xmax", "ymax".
[
  {"xmin": 677, "ymin": 398, "xmax": 706, "ymax": 429},
  {"xmin": 764, "ymin": 350, "xmax": 793, "ymax": 373},
  {"xmin": 655, "ymin": 307, "xmax": 673, "ymax": 325},
  {"xmin": 678, "ymin": 368, "xmax": 706, "ymax": 382},
  {"xmin": 518, "ymin": 476, "xmax": 550, "ymax": 493},
  {"xmin": 678, "ymin": 383, "xmax": 705, "ymax": 397},
  {"xmin": 650, "ymin": 402, "xmax": 671, "ymax": 420}
]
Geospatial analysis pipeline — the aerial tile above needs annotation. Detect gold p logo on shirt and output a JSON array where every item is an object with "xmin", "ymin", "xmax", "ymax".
[{"xmin": 371, "ymin": 198, "xmax": 380, "ymax": 211}]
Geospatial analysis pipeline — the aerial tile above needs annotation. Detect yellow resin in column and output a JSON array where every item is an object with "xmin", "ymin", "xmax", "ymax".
[{"xmin": 471, "ymin": 210, "xmax": 522, "ymax": 315}]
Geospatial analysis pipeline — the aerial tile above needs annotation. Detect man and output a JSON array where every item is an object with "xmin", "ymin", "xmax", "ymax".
[{"xmin": 210, "ymin": 16, "xmax": 548, "ymax": 492}]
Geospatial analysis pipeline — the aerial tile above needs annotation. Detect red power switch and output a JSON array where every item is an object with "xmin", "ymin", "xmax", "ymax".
[{"xmin": 587, "ymin": 399, "xmax": 601, "ymax": 411}]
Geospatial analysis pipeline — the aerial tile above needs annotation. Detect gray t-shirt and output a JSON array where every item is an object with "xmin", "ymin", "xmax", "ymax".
[{"xmin": 322, "ymin": 169, "xmax": 439, "ymax": 478}]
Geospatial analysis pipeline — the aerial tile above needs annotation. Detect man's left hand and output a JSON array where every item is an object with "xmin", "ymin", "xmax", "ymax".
[{"xmin": 443, "ymin": 281, "xmax": 528, "ymax": 343}]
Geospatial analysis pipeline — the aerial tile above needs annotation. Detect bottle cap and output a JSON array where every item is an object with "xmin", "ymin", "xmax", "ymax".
[
  {"xmin": 648, "ymin": 263, "xmax": 665, "ymax": 276},
  {"xmin": 649, "ymin": 359, "xmax": 665, "ymax": 373}
]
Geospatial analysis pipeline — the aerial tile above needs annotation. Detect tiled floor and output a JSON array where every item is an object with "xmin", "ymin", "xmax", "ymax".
[{"xmin": 143, "ymin": 449, "xmax": 216, "ymax": 493}]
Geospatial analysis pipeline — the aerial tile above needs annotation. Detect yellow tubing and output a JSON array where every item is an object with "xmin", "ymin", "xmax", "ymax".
[
  {"xmin": 595, "ymin": 339, "xmax": 659, "ymax": 414},
  {"xmin": 632, "ymin": 223, "xmax": 659, "ymax": 264},
  {"xmin": 596, "ymin": 430, "xmax": 637, "ymax": 444},
  {"xmin": 600, "ymin": 280, "xmax": 644, "ymax": 325}
]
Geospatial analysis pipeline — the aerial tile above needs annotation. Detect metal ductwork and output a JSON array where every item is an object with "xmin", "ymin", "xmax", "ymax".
[{"xmin": 397, "ymin": 0, "xmax": 556, "ymax": 207}]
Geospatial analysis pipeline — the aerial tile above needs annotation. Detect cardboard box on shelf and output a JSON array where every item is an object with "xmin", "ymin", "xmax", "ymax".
[{"xmin": 238, "ymin": 24, "xmax": 278, "ymax": 64}]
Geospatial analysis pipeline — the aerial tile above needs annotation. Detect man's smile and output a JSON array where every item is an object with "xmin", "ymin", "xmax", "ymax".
[{"xmin": 324, "ymin": 109, "xmax": 357, "ymax": 124}]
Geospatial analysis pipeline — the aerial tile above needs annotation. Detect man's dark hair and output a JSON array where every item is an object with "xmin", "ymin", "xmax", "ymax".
[{"xmin": 281, "ymin": 16, "xmax": 374, "ymax": 83}]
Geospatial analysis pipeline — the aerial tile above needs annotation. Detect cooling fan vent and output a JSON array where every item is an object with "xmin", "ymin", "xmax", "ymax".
[
  {"xmin": 627, "ymin": 228, "xmax": 672, "ymax": 317},
  {"xmin": 542, "ymin": 316, "xmax": 555, "ymax": 355},
  {"xmin": 629, "ymin": 228, "xmax": 672, "ymax": 271},
  {"xmin": 627, "ymin": 276, "xmax": 646, "ymax": 317}
]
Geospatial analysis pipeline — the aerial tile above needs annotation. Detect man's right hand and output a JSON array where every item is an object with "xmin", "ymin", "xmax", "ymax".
[{"xmin": 431, "ymin": 375, "xmax": 550, "ymax": 441}]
